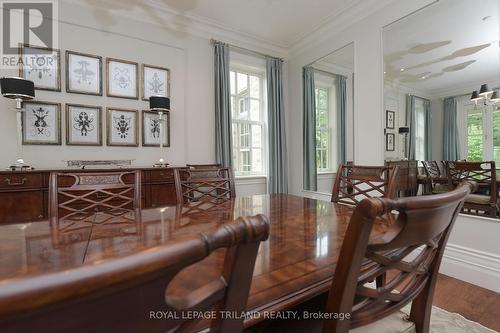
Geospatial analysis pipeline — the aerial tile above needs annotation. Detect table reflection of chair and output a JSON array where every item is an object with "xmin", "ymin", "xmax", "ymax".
[
  {"xmin": 0, "ymin": 215, "xmax": 270, "ymax": 333},
  {"xmin": 49, "ymin": 171, "xmax": 142, "ymax": 247}
]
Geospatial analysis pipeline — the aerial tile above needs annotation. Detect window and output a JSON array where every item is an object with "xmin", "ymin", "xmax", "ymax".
[
  {"xmin": 230, "ymin": 69, "xmax": 266, "ymax": 176},
  {"xmin": 467, "ymin": 109, "xmax": 484, "ymax": 162},
  {"xmin": 465, "ymin": 104, "xmax": 500, "ymax": 165},
  {"xmin": 315, "ymin": 87, "xmax": 330, "ymax": 171},
  {"xmin": 414, "ymin": 98, "xmax": 426, "ymax": 162}
]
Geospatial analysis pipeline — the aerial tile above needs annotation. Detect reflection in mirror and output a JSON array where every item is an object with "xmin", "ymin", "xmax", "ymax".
[
  {"xmin": 383, "ymin": 0, "xmax": 500, "ymax": 218},
  {"xmin": 303, "ymin": 43, "xmax": 354, "ymax": 194}
]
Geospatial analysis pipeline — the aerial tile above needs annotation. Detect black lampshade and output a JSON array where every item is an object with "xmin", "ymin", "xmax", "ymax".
[
  {"xmin": 470, "ymin": 90, "xmax": 480, "ymax": 101},
  {"xmin": 149, "ymin": 96, "xmax": 170, "ymax": 111},
  {"xmin": 398, "ymin": 126, "xmax": 409, "ymax": 134},
  {"xmin": 0, "ymin": 77, "xmax": 35, "ymax": 100},
  {"xmin": 491, "ymin": 91, "xmax": 500, "ymax": 102},
  {"xmin": 479, "ymin": 84, "xmax": 492, "ymax": 96}
]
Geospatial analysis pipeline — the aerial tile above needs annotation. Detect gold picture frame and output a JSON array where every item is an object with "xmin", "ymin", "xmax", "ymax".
[
  {"xmin": 141, "ymin": 63, "xmax": 170, "ymax": 101},
  {"xmin": 18, "ymin": 43, "xmax": 61, "ymax": 92},
  {"xmin": 106, "ymin": 108, "xmax": 139, "ymax": 147},
  {"xmin": 66, "ymin": 50, "xmax": 103, "ymax": 96},
  {"xmin": 142, "ymin": 110, "xmax": 170, "ymax": 147},
  {"xmin": 21, "ymin": 101, "xmax": 62, "ymax": 145},
  {"xmin": 106, "ymin": 58, "xmax": 139, "ymax": 99},
  {"xmin": 66, "ymin": 104, "xmax": 103, "ymax": 146}
]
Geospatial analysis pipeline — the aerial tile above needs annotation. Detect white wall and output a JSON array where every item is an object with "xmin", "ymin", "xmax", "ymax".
[
  {"xmin": 286, "ymin": 0, "xmax": 435, "ymax": 197},
  {"xmin": 0, "ymin": 1, "xmax": 267, "ymax": 196},
  {"xmin": 384, "ymin": 82, "xmax": 431, "ymax": 161}
]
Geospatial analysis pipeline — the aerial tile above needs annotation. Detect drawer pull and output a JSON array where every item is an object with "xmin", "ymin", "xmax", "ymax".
[{"xmin": 4, "ymin": 177, "xmax": 27, "ymax": 186}]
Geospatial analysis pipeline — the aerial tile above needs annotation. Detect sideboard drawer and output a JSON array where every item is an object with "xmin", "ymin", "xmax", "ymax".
[
  {"xmin": 150, "ymin": 169, "xmax": 174, "ymax": 182},
  {"xmin": 0, "ymin": 173, "xmax": 43, "ymax": 190}
]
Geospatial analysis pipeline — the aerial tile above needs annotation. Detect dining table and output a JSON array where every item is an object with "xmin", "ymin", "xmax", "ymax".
[{"xmin": 0, "ymin": 194, "xmax": 391, "ymax": 331}]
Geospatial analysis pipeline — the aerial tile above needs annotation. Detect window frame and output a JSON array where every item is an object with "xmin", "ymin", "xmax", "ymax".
[
  {"xmin": 230, "ymin": 65, "xmax": 268, "ymax": 177},
  {"xmin": 314, "ymin": 82, "xmax": 335, "ymax": 173}
]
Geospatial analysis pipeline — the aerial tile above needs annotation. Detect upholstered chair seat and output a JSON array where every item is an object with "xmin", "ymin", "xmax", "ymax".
[
  {"xmin": 464, "ymin": 194, "xmax": 493, "ymax": 205},
  {"xmin": 432, "ymin": 183, "xmax": 450, "ymax": 194}
]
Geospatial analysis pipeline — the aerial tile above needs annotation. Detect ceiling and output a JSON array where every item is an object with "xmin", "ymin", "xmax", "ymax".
[
  {"xmin": 77, "ymin": 0, "xmax": 365, "ymax": 49},
  {"xmin": 318, "ymin": 43, "xmax": 354, "ymax": 71},
  {"xmin": 384, "ymin": 0, "xmax": 500, "ymax": 96}
]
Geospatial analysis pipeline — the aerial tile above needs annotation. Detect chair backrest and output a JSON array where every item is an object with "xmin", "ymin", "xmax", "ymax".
[
  {"xmin": 49, "ymin": 171, "xmax": 141, "ymax": 222},
  {"xmin": 421, "ymin": 161, "xmax": 441, "ymax": 179},
  {"xmin": 174, "ymin": 167, "xmax": 235, "ymax": 204},
  {"xmin": 331, "ymin": 164, "xmax": 398, "ymax": 206},
  {"xmin": 186, "ymin": 163, "xmax": 223, "ymax": 169},
  {"xmin": 322, "ymin": 182, "xmax": 473, "ymax": 332},
  {"xmin": 0, "ymin": 215, "xmax": 270, "ymax": 333}
]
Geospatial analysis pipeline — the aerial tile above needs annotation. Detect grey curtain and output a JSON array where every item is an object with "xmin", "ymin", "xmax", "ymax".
[
  {"xmin": 443, "ymin": 97, "xmax": 459, "ymax": 160},
  {"xmin": 336, "ymin": 75, "xmax": 347, "ymax": 165},
  {"xmin": 406, "ymin": 95, "xmax": 416, "ymax": 160},
  {"xmin": 424, "ymin": 98, "xmax": 432, "ymax": 160},
  {"xmin": 214, "ymin": 42, "xmax": 233, "ymax": 168},
  {"xmin": 266, "ymin": 57, "xmax": 288, "ymax": 193},
  {"xmin": 303, "ymin": 67, "xmax": 317, "ymax": 191}
]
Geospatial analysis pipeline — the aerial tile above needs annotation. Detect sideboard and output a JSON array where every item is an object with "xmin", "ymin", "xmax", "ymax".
[{"xmin": 0, "ymin": 167, "xmax": 181, "ymax": 224}]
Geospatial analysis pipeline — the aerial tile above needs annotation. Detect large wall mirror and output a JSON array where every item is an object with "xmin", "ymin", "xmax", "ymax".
[
  {"xmin": 383, "ymin": 0, "xmax": 500, "ymax": 220},
  {"xmin": 303, "ymin": 43, "xmax": 354, "ymax": 194},
  {"xmin": 383, "ymin": 0, "xmax": 500, "ymax": 163}
]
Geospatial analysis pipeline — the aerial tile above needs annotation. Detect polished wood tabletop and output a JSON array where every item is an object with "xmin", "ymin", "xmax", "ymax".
[{"xmin": 0, "ymin": 194, "xmax": 390, "ymax": 329}]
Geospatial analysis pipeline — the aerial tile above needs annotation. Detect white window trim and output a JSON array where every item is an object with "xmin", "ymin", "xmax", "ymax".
[
  {"xmin": 230, "ymin": 65, "xmax": 268, "ymax": 178},
  {"xmin": 315, "ymin": 82, "xmax": 335, "ymax": 172}
]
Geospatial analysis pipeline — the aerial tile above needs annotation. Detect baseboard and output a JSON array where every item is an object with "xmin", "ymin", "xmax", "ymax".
[{"xmin": 440, "ymin": 243, "xmax": 500, "ymax": 293}]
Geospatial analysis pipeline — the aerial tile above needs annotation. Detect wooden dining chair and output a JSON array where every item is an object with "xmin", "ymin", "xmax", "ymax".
[
  {"xmin": 446, "ymin": 161, "xmax": 497, "ymax": 217},
  {"xmin": 266, "ymin": 182, "xmax": 472, "ymax": 333},
  {"xmin": 331, "ymin": 164, "xmax": 398, "ymax": 206},
  {"xmin": 49, "ymin": 170, "xmax": 142, "ymax": 223},
  {"xmin": 174, "ymin": 167, "xmax": 235, "ymax": 204},
  {"xmin": 421, "ymin": 161, "xmax": 449, "ymax": 195},
  {"xmin": 0, "ymin": 214, "xmax": 269, "ymax": 333}
]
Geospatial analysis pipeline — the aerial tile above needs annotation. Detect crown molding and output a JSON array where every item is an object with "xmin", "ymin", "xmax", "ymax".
[
  {"xmin": 288, "ymin": 0, "xmax": 396, "ymax": 58},
  {"xmin": 60, "ymin": 0, "xmax": 288, "ymax": 58}
]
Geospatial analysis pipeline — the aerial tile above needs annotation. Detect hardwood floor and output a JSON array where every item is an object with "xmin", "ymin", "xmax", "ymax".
[{"xmin": 433, "ymin": 274, "xmax": 500, "ymax": 332}]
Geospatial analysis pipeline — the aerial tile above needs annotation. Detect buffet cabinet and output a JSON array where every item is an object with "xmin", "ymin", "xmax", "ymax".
[
  {"xmin": 0, "ymin": 168, "xmax": 179, "ymax": 224},
  {"xmin": 385, "ymin": 160, "xmax": 418, "ymax": 196}
]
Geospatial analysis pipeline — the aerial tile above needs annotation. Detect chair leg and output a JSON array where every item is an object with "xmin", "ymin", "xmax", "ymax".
[
  {"xmin": 409, "ymin": 282, "xmax": 433, "ymax": 333},
  {"xmin": 375, "ymin": 272, "xmax": 386, "ymax": 288}
]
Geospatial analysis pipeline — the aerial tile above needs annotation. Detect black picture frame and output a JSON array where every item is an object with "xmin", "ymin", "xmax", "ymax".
[
  {"xmin": 386, "ymin": 110, "xmax": 395, "ymax": 129},
  {"xmin": 386, "ymin": 133, "xmax": 395, "ymax": 151}
]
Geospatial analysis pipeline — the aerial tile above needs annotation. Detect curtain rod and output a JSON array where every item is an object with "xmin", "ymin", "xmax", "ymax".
[{"xmin": 210, "ymin": 38, "xmax": 283, "ymax": 61}]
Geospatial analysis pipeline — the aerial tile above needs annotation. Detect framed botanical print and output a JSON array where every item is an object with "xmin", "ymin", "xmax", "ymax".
[
  {"xmin": 18, "ymin": 44, "xmax": 61, "ymax": 91},
  {"xmin": 66, "ymin": 51, "xmax": 102, "ymax": 95},
  {"xmin": 142, "ymin": 64, "xmax": 170, "ymax": 100},
  {"xmin": 386, "ymin": 110, "xmax": 395, "ymax": 129},
  {"xmin": 22, "ymin": 101, "xmax": 61, "ymax": 145},
  {"xmin": 66, "ymin": 104, "xmax": 102, "ymax": 146},
  {"xmin": 106, "ymin": 58, "xmax": 138, "ymax": 99},
  {"xmin": 106, "ymin": 108, "xmax": 138, "ymax": 146},
  {"xmin": 142, "ymin": 110, "xmax": 170, "ymax": 147},
  {"xmin": 386, "ymin": 133, "xmax": 395, "ymax": 151}
]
